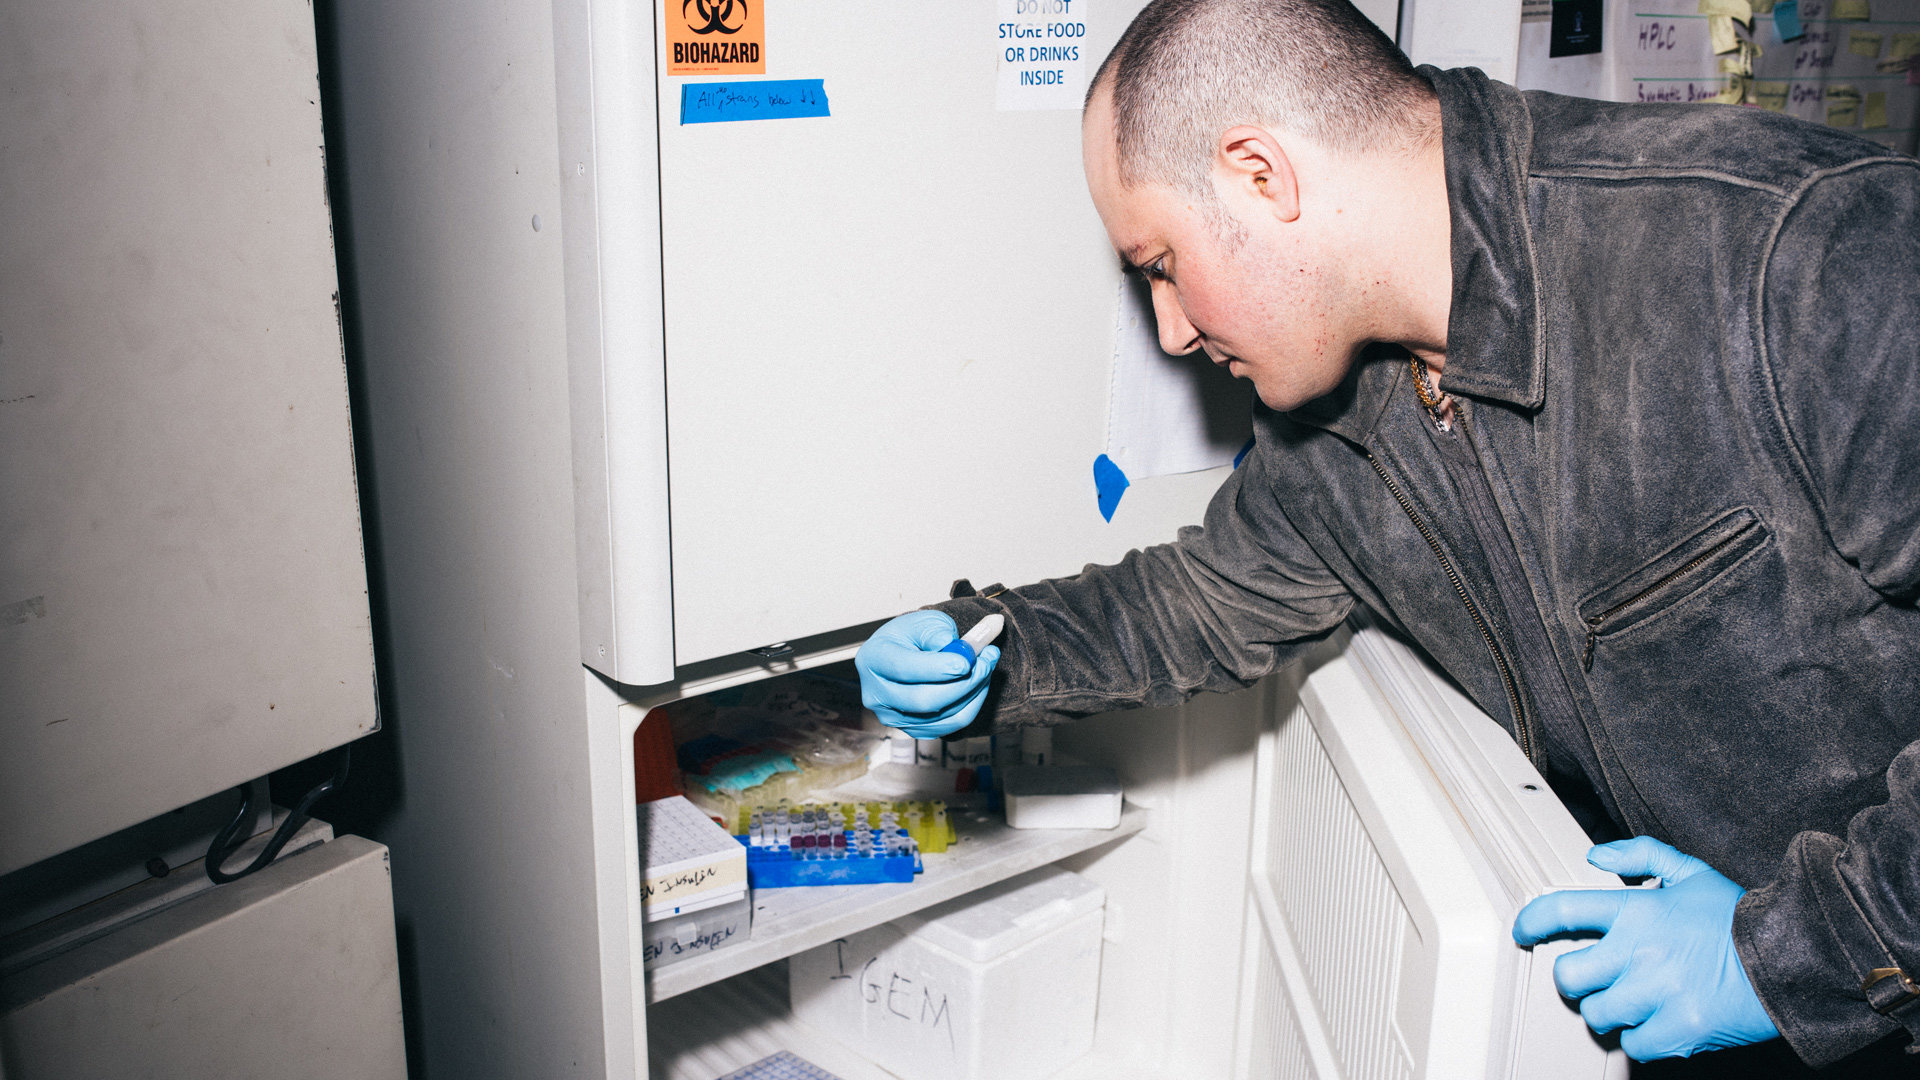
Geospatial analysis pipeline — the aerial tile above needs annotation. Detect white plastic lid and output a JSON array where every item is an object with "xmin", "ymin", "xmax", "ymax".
[{"xmin": 892, "ymin": 865, "xmax": 1105, "ymax": 964}]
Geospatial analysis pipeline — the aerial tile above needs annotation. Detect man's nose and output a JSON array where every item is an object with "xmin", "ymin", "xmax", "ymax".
[{"xmin": 1150, "ymin": 281, "xmax": 1203, "ymax": 356}]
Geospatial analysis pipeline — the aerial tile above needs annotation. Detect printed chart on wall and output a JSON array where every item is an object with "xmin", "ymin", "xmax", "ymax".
[{"xmin": 1519, "ymin": 0, "xmax": 1919, "ymax": 154}]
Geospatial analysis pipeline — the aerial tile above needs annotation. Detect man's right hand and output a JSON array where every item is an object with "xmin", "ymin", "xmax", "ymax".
[{"xmin": 855, "ymin": 611, "xmax": 1000, "ymax": 738}]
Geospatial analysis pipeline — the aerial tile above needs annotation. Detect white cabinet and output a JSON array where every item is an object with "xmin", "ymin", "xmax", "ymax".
[
  {"xmin": 0, "ymin": 0, "xmax": 375, "ymax": 875},
  {"xmin": 565, "ymin": 0, "xmax": 1237, "ymax": 681}
]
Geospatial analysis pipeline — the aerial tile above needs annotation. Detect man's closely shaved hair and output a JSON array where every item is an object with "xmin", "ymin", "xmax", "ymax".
[{"xmin": 1092, "ymin": 0, "xmax": 1438, "ymax": 195}]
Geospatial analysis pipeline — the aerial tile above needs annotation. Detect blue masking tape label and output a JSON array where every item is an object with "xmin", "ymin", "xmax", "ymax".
[
  {"xmin": 1093, "ymin": 454, "xmax": 1130, "ymax": 522},
  {"xmin": 681, "ymin": 80, "xmax": 830, "ymax": 125},
  {"xmin": 1774, "ymin": 0, "xmax": 1804, "ymax": 41}
]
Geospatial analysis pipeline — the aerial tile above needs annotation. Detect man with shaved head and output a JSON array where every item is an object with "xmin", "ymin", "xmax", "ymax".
[{"xmin": 859, "ymin": 0, "xmax": 1920, "ymax": 1070}]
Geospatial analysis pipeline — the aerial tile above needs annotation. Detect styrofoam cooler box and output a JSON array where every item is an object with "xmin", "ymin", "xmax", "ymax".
[{"xmin": 788, "ymin": 866, "xmax": 1104, "ymax": 1080}]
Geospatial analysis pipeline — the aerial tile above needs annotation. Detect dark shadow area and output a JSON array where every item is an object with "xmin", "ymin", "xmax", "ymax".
[
  {"xmin": 1630, "ymin": 1032, "xmax": 1914, "ymax": 1077},
  {"xmin": 267, "ymin": 0, "xmax": 419, "ymax": 1073}
]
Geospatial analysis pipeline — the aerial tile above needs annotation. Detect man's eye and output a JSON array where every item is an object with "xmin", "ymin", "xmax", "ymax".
[{"xmin": 1145, "ymin": 258, "xmax": 1168, "ymax": 281}]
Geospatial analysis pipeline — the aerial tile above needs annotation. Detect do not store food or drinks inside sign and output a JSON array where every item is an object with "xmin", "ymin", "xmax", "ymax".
[
  {"xmin": 668, "ymin": 0, "xmax": 766, "ymax": 76},
  {"xmin": 998, "ymin": 0, "xmax": 1092, "ymax": 110}
]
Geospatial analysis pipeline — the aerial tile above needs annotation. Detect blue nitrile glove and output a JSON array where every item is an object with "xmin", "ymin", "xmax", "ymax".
[
  {"xmin": 854, "ymin": 610, "xmax": 1001, "ymax": 739},
  {"xmin": 1512, "ymin": 836, "xmax": 1780, "ymax": 1061}
]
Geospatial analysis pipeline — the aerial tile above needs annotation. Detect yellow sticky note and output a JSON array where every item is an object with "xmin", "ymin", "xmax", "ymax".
[
  {"xmin": 1826, "ymin": 85, "xmax": 1862, "ymax": 126},
  {"xmin": 1831, "ymin": 0, "xmax": 1870, "ymax": 19},
  {"xmin": 1863, "ymin": 90, "xmax": 1889, "ymax": 128},
  {"xmin": 1708, "ymin": 14, "xmax": 1741, "ymax": 53},
  {"xmin": 1891, "ymin": 32, "xmax": 1920, "ymax": 62},
  {"xmin": 1749, "ymin": 0, "xmax": 1777, "ymax": 12},
  {"xmin": 1849, "ymin": 31, "xmax": 1884, "ymax": 57},
  {"xmin": 1699, "ymin": 0, "xmax": 1753, "ymax": 18},
  {"xmin": 1708, "ymin": 76, "xmax": 1749, "ymax": 103},
  {"xmin": 1755, "ymin": 81, "xmax": 1790, "ymax": 110}
]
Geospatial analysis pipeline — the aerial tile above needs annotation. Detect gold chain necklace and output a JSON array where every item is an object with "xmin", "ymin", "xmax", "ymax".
[{"xmin": 1409, "ymin": 354, "xmax": 1451, "ymax": 431}]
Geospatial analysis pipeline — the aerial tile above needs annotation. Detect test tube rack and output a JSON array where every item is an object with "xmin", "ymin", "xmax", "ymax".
[{"xmin": 730, "ymin": 801, "xmax": 958, "ymax": 889}]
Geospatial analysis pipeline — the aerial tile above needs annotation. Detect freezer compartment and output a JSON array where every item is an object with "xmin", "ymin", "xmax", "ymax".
[
  {"xmin": 1231, "ymin": 623, "xmax": 1628, "ymax": 1079},
  {"xmin": 623, "ymin": 655, "xmax": 1155, "ymax": 1006}
]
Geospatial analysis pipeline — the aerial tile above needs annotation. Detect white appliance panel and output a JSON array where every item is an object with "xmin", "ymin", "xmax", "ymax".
[
  {"xmin": 0, "ymin": 0, "xmax": 376, "ymax": 874},
  {"xmin": 652, "ymin": 0, "xmax": 1240, "ymax": 666}
]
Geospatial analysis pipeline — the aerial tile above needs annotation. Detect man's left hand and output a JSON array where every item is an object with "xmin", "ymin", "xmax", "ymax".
[{"xmin": 1512, "ymin": 836, "xmax": 1781, "ymax": 1060}]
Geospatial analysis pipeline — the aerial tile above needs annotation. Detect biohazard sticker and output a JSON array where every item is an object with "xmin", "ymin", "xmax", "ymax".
[{"xmin": 667, "ymin": 0, "xmax": 765, "ymax": 76}]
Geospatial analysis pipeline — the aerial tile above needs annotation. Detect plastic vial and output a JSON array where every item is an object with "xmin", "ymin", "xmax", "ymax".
[{"xmin": 915, "ymin": 738, "xmax": 943, "ymax": 768}]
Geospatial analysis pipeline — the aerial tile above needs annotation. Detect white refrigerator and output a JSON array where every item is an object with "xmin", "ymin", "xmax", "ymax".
[
  {"xmin": 0, "ymin": 3, "xmax": 402, "ymax": 1077},
  {"xmin": 329, "ymin": 0, "xmax": 1622, "ymax": 1077}
]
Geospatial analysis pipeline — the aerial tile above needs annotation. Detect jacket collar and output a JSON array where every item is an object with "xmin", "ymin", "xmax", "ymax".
[{"xmin": 1286, "ymin": 66, "xmax": 1547, "ymax": 444}]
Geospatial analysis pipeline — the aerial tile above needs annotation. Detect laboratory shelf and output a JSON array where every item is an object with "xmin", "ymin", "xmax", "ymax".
[
  {"xmin": 645, "ymin": 803, "xmax": 1149, "ymax": 1003},
  {"xmin": 650, "ymin": 961, "xmax": 1174, "ymax": 1080}
]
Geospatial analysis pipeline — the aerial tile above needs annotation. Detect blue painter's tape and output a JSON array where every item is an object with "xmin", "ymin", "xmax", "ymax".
[
  {"xmin": 681, "ymin": 80, "xmax": 830, "ymax": 125},
  {"xmin": 1093, "ymin": 454, "xmax": 1130, "ymax": 522},
  {"xmin": 1233, "ymin": 436, "xmax": 1256, "ymax": 469},
  {"xmin": 1774, "ymin": 0, "xmax": 1804, "ymax": 41}
]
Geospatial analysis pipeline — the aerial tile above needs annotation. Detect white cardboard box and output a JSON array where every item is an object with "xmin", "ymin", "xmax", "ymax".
[{"xmin": 788, "ymin": 865, "xmax": 1104, "ymax": 1080}]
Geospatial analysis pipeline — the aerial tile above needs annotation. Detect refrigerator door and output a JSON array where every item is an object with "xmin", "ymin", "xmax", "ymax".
[
  {"xmin": 1236, "ymin": 624, "xmax": 1628, "ymax": 1079},
  {"xmin": 0, "ymin": 836, "xmax": 405, "ymax": 1080},
  {"xmin": 0, "ymin": 0, "xmax": 376, "ymax": 874}
]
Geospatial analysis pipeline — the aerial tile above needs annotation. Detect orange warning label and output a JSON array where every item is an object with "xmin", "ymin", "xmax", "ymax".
[{"xmin": 666, "ymin": 0, "xmax": 766, "ymax": 76}]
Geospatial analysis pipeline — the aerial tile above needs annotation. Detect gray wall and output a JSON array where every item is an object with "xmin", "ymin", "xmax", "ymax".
[{"xmin": 328, "ymin": 3, "xmax": 614, "ymax": 1074}]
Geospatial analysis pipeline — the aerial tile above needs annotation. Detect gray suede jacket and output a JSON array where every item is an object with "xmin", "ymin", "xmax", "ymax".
[{"xmin": 941, "ymin": 67, "xmax": 1920, "ymax": 1066}]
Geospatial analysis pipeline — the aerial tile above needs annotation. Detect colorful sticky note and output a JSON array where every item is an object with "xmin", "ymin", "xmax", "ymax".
[
  {"xmin": 1698, "ymin": 0, "xmax": 1753, "ymax": 19},
  {"xmin": 1708, "ymin": 14, "xmax": 1741, "ymax": 54},
  {"xmin": 1825, "ymin": 84, "xmax": 1862, "ymax": 126},
  {"xmin": 1831, "ymin": 0, "xmax": 1870, "ymax": 19},
  {"xmin": 1849, "ymin": 31, "xmax": 1885, "ymax": 57},
  {"xmin": 680, "ymin": 80, "xmax": 830, "ymax": 125},
  {"xmin": 1891, "ymin": 32, "xmax": 1920, "ymax": 61},
  {"xmin": 1773, "ymin": 0, "xmax": 1804, "ymax": 40},
  {"xmin": 1093, "ymin": 454, "xmax": 1130, "ymax": 522},
  {"xmin": 1755, "ymin": 80, "xmax": 1790, "ymax": 110},
  {"xmin": 1863, "ymin": 90, "xmax": 1889, "ymax": 128},
  {"xmin": 1748, "ymin": 0, "xmax": 1776, "ymax": 14},
  {"xmin": 1708, "ymin": 75, "xmax": 1749, "ymax": 103}
]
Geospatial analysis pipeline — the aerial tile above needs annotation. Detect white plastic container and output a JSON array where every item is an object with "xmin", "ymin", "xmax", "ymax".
[
  {"xmin": 788, "ymin": 866, "xmax": 1104, "ymax": 1080},
  {"xmin": 1001, "ymin": 766, "xmax": 1123, "ymax": 830}
]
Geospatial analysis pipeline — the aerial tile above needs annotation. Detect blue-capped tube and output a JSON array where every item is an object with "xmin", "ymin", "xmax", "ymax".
[{"xmin": 939, "ymin": 613, "xmax": 1005, "ymax": 667}]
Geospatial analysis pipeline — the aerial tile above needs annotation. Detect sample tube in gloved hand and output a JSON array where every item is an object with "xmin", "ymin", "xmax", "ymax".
[
  {"xmin": 939, "ymin": 613, "xmax": 1005, "ymax": 667},
  {"xmin": 856, "ymin": 610, "xmax": 1005, "ymax": 739}
]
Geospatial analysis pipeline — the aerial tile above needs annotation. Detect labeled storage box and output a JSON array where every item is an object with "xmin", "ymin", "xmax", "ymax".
[
  {"xmin": 641, "ymin": 892, "xmax": 751, "ymax": 971},
  {"xmin": 788, "ymin": 866, "xmax": 1104, "ymax": 1080}
]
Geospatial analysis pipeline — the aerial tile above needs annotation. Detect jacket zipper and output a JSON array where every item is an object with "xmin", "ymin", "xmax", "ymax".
[
  {"xmin": 1367, "ymin": 453, "xmax": 1534, "ymax": 764},
  {"xmin": 1581, "ymin": 523, "xmax": 1754, "ymax": 671}
]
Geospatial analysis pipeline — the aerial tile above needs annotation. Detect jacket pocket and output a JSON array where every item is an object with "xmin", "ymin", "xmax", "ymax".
[{"xmin": 1578, "ymin": 507, "xmax": 1771, "ymax": 670}]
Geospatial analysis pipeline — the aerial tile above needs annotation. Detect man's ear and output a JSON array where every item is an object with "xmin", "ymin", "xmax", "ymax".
[{"xmin": 1214, "ymin": 125, "xmax": 1301, "ymax": 223}]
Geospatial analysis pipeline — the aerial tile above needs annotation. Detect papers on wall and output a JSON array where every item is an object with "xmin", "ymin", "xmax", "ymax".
[
  {"xmin": 1516, "ymin": 0, "xmax": 1920, "ymax": 157},
  {"xmin": 1103, "ymin": 274, "xmax": 1253, "ymax": 483}
]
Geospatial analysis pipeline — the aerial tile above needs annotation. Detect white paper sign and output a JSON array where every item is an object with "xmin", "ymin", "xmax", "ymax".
[
  {"xmin": 996, "ymin": 0, "xmax": 1093, "ymax": 111},
  {"xmin": 1105, "ymin": 276, "xmax": 1254, "ymax": 480}
]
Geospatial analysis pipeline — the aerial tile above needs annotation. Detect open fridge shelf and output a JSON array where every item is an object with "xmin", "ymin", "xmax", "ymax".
[
  {"xmin": 645, "ymin": 803, "xmax": 1149, "ymax": 1003},
  {"xmin": 650, "ymin": 961, "xmax": 1171, "ymax": 1080}
]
